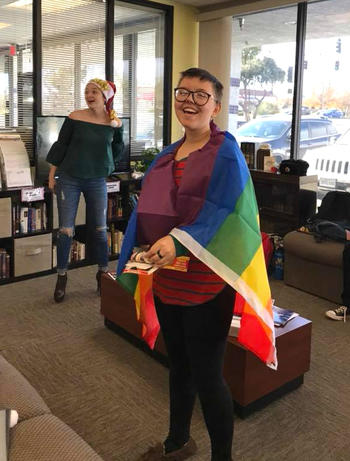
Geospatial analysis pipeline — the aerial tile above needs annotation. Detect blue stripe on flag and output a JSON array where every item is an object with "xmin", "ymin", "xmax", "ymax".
[{"xmin": 178, "ymin": 134, "xmax": 250, "ymax": 247}]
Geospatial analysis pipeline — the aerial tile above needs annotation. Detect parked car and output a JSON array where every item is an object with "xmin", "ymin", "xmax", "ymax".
[
  {"xmin": 304, "ymin": 128, "xmax": 350, "ymax": 192},
  {"xmin": 319, "ymin": 108, "xmax": 343, "ymax": 119},
  {"xmin": 236, "ymin": 115, "xmax": 340, "ymax": 164}
]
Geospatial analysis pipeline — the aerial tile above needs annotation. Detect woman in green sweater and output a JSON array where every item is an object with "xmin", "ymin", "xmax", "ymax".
[{"xmin": 46, "ymin": 78, "xmax": 124, "ymax": 302}]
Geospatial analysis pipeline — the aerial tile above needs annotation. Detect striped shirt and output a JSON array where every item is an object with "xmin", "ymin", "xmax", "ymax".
[{"xmin": 153, "ymin": 157, "xmax": 226, "ymax": 306}]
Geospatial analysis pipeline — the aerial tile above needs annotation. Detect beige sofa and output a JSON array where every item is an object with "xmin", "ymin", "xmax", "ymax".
[
  {"xmin": 284, "ymin": 230, "xmax": 344, "ymax": 304},
  {"xmin": 0, "ymin": 355, "xmax": 103, "ymax": 461}
]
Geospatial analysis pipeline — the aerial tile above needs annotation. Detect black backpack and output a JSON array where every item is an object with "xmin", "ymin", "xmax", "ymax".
[
  {"xmin": 305, "ymin": 191, "xmax": 350, "ymax": 243},
  {"xmin": 313, "ymin": 220, "xmax": 350, "ymax": 242},
  {"xmin": 316, "ymin": 191, "xmax": 350, "ymax": 221}
]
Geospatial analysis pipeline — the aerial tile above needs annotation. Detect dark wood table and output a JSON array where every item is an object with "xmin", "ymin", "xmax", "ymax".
[{"xmin": 100, "ymin": 273, "xmax": 312, "ymax": 418}]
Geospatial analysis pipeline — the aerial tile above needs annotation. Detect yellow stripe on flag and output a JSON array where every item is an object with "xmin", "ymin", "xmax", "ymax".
[{"xmin": 240, "ymin": 243, "xmax": 271, "ymax": 310}]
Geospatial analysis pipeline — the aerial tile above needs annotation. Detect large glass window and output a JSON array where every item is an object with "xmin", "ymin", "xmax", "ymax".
[
  {"xmin": 230, "ymin": 6, "xmax": 297, "ymax": 165},
  {"xmin": 114, "ymin": 1, "xmax": 165, "ymax": 154},
  {"xmin": 302, "ymin": 0, "xmax": 350, "ymax": 197},
  {"xmin": 232, "ymin": 0, "xmax": 350, "ymax": 199},
  {"xmin": 0, "ymin": 0, "xmax": 33, "ymax": 159}
]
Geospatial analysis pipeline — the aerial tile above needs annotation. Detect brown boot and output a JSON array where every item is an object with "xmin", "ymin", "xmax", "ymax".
[{"xmin": 138, "ymin": 437, "xmax": 197, "ymax": 461}]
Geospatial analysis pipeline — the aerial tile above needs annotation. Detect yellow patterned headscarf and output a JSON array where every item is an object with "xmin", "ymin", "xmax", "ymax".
[{"xmin": 88, "ymin": 78, "xmax": 121, "ymax": 127}]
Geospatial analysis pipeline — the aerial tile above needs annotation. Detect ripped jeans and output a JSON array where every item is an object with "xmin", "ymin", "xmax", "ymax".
[{"xmin": 55, "ymin": 172, "xmax": 108, "ymax": 274}]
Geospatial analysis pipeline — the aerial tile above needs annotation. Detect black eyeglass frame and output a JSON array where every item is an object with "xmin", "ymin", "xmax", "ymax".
[{"xmin": 174, "ymin": 87, "xmax": 217, "ymax": 106}]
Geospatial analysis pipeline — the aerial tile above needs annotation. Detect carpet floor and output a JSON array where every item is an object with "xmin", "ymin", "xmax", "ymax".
[{"xmin": 1, "ymin": 264, "xmax": 350, "ymax": 460}]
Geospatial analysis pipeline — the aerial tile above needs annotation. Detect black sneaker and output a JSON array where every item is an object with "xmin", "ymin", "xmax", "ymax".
[
  {"xmin": 54, "ymin": 274, "xmax": 67, "ymax": 303},
  {"xmin": 325, "ymin": 306, "xmax": 348, "ymax": 322}
]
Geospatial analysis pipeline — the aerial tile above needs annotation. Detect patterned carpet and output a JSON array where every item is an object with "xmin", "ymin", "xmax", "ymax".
[{"xmin": 1, "ymin": 264, "xmax": 350, "ymax": 460}]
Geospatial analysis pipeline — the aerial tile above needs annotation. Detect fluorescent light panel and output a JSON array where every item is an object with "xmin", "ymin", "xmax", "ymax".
[
  {"xmin": 6, "ymin": 0, "xmax": 32, "ymax": 8},
  {"xmin": 6, "ymin": 0, "xmax": 87, "ymax": 13}
]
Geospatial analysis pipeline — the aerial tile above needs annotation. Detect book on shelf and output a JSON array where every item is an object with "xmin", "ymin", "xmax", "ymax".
[
  {"xmin": 0, "ymin": 248, "xmax": 11, "ymax": 279},
  {"xmin": 123, "ymin": 247, "xmax": 190, "ymax": 276},
  {"xmin": 272, "ymin": 304, "xmax": 299, "ymax": 327}
]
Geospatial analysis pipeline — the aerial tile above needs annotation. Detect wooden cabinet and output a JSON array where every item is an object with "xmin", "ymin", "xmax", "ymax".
[{"xmin": 250, "ymin": 170, "xmax": 318, "ymax": 236}]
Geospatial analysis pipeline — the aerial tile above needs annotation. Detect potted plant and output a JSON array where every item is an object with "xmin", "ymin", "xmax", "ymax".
[{"xmin": 131, "ymin": 147, "xmax": 160, "ymax": 174}]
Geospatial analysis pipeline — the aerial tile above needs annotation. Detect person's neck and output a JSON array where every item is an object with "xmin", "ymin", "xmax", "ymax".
[
  {"xmin": 184, "ymin": 127, "xmax": 211, "ymax": 145},
  {"xmin": 88, "ymin": 107, "xmax": 106, "ymax": 120}
]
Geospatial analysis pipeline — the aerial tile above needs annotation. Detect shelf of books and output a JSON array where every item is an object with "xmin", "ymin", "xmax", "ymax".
[{"xmin": 0, "ymin": 178, "xmax": 141, "ymax": 285}]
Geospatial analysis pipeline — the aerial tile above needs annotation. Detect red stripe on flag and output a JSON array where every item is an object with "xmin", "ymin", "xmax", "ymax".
[
  {"xmin": 237, "ymin": 311, "xmax": 275, "ymax": 366},
  {"xmin": 138, "ymin": 275, "xmax": 160, "ymax": 349}
]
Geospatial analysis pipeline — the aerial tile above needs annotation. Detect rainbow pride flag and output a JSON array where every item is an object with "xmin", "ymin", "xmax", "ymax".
[
  {"xmin": 117, "ymin": 126, "xmax": 277, "ymax": 369},
  {"xmin": 118, "ymin": 271, "xmax": 159, "ymax": 348}
]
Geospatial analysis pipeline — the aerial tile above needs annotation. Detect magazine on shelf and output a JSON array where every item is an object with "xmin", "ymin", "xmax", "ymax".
[
  {"xmin": 272, "ymin": 304, "xmax": 299, "ymax": 327},
  {"xmin": 123, "ymin": 247, "xmax": 190, "ymax": 276}
]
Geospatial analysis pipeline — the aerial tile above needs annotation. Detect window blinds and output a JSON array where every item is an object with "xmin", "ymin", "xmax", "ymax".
[
  {"xmin": 42, "ymin": 0, "xmax": 106, "ymax": 116},
  {"xmin": 114, "ymin": 2, "xmax": 165, "ymax": 155},
  {"xmin": 0, "ymin": 1, "xmax": 33, "ymax": 161}
]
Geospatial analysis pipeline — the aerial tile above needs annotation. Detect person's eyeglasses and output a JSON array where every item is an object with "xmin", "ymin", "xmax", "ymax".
[{"xmin": 174, "ymin": 88, "xmax": 216, "ymax": 106}]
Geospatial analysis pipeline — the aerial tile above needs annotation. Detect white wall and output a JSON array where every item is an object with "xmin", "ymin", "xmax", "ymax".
[{"xmin": 198, "ymin": 17, "xmax": 232, "ymax": 130}]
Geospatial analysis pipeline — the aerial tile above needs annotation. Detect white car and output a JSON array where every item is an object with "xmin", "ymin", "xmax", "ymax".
[{"xmin": 304, "ymin": 128, "xmax": 350, "ymax": 192}]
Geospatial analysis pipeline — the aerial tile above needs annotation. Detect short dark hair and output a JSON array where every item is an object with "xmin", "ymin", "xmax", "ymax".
[{"xmin": 178, "ymin": 67, "xmax": 223, "ymax": 103}]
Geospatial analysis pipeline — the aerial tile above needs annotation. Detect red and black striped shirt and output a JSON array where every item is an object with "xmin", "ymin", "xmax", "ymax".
[{"xmin": 153, "ymin": 157, "xmax": 226, "ymax": 306}]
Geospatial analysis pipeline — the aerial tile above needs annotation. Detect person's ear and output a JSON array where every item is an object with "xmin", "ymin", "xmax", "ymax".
[{"xmin": 212, "ymin": 102, "xmax": 221, "ymax": 119}]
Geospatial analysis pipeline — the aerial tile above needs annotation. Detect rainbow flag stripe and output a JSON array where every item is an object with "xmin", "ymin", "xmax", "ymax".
[{"xmin": 169, "ymin": 133, "xmax": 276, "ymax": 368}]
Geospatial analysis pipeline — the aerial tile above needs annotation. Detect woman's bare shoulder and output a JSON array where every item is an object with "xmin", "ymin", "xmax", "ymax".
[{"xmin": 68, "ymin": 109, "xmax": 91, "ymax": 121}]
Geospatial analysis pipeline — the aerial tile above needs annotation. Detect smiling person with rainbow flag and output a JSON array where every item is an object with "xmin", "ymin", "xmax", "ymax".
[{"xmin": 117, "ymin": 68, "xmax": 276, "ymax": 461}]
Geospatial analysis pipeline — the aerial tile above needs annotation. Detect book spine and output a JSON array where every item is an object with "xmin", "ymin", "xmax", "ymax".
[
  {"xmin": 42, "ymin": 202, "xmax": 47, "ymax": 230},
  {"xmin": 0, "ymin": 250, "xmax": 4, "ymax": 279},
  {"xmin": 20, "ymin": 207, "xmax": 28, "ymax": 234},
  {"xmin": 80, "ymin": 243, "xmax": 85, "ymax": 260},
  {"xmin": 5, "ymin": 252, "xmax": 10, "ymax": 279},
  {"xmin": 52, "ymin": 244, "xmax": 57, "ymax": 268}
]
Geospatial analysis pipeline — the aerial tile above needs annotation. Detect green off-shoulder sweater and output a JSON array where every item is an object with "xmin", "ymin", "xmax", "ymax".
[{"xmin": 46, "ymin": 117, "xmax": 124, "ymax": 179}]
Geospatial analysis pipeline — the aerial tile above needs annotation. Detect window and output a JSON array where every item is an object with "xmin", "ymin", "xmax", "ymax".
[
  {"xmin": 302, "ymin": 0, "xmax": 350, "ymax": 197},
  {"xmin": 300, "ymin": 122, "xmax": 309, "ymax": 141},
  {"xmin": 231, "ymin": 0, "xmax": 350, "ymax": 199},
  {"xmin": 40, "ymin": 0, "xmax": 167, "ymax": 156},
  {"xmin": 327, "ymin": 124, "xmax": 338, "ymax": 135},
  {"xmin": 310, "ymin": 122, "xmax": 327, "ymax": 139},
  {"xmin": 114, "ymin": 1, "xmax": 165, "ymax": 155},
  {"xmin": 0, "ymin": 1, "xmax": 33, "ymax": 160},
  {"xmin": 42, "ymin": 0, "xmax": 106, "ymax": 116},
  {"xmin": 231, "ymin": 5, "xmax": 297, "ymax": 162}
]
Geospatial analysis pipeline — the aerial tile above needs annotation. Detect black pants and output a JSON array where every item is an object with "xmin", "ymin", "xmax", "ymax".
[
  {"xmin": 155, "ymin": 286, "xmax": 235, "ymax": 461},
  {"xmin": 342, "ymin": 242, "xmax": 350, "ymax": 307}
]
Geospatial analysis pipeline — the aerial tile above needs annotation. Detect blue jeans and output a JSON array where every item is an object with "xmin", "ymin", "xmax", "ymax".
[{"xmin": 55, "ymin": 172, "xmax": 108, "ymax": 273}]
